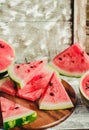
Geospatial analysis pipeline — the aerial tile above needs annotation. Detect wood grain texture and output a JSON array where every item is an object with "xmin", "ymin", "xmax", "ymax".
[
  {"xmin": 74, "ymin": 0, "xmax": 87, "ymax": 49},
  {"xmin": 0, "ymin": 79, "xmax": 77, "ymax": 130}
]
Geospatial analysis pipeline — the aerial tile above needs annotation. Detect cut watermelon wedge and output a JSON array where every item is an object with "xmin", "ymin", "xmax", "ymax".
[
  {"xmin": 0, "ymin": 77, "xmax": 16, "ymax": 96},
  {"xmin": 8, "ymin": 60, "xmax": 47, "ymax": 88},
  {"xmin": 80, "ymin": 71, "xmax": 89, "ymax": 107},
  {"xmin": 17, "ymin": 66, "xmax": 53, "ymax": 101},
  {"xmin": 50, "ymin": 43, "xmax": 89, "ymax": 77},
  {"xmin": 0, "ymin": 97, "xmax": 37, "ymax": 130},
  {"xmin": 0, "ymin": 39, "xmax": 15, "ymax": 74},
  {"xmin": 39, "ymin": 72, "xmax": 74, "ymax": 110}
]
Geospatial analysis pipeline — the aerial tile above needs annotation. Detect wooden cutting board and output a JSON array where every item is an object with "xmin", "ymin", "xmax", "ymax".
[{"xmin": 0, "ymin": 79, "xmax": 77, "ymax": 130}]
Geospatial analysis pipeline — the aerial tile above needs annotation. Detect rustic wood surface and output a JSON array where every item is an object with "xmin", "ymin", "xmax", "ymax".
[
  {"xmin": 0, "ymin": 79, "xmax": 77, "ymax": 130},
  {"xmin": 74, "ymin": 0, "xmax": 87, "ymax": 50}
]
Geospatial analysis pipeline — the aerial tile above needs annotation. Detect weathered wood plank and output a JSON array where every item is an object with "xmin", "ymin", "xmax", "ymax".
[{"xmin": 74, "ymin": 0, "xmax": 87, "ymax": 50}]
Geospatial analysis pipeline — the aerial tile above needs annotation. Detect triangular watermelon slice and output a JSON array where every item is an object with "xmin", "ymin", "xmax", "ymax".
[
  {"xmin": 50, "ymin": 43, "xmax": 89, "ymax": 77},
  {"xmin": 8, "ymin": 60, "xmax": 47, "ymax": 88},
  {"xmin": 39, "ymin": 72, "xmax": 74, "ymax": 110},
  {"xmin": 17, "ymin": 66, "xmax": 53, "ymax": 101},
  {"xmin": 0, "ymin": 77, "xmax": 16, "ymax": 96},
  {"xmin": 0, "ymin": 97, "xmax": 37, "ymax": 130}
]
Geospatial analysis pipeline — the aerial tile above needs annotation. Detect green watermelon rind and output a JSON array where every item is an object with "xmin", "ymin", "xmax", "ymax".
[
  {"xmin": 8, "ymin": 63, "xmax": 24, "ymax": 88},
  {"xmin": 39, "ymin": 101, "xmax": 74, "ymax": 110},
  {"xmin": 39, "ymin": 72, "xmax": 74, "ymax": 110},
  {"xmin": 49, "ymin": 62, "xmax": 82, "ymax": 78},
  {"xmin": 79, "ymin": 71, "xmax": 89, "ymax": 106},
  {"xmin": 0, "ymin": 71, "xmax": 8, "ymax": 78},
  {"xmin": 79, "ymin": 90, "xmax": 89, "ymax": 107},
  {"xmin": 4, "ymin": 111, "xmax": 37, "ymax": 130}
]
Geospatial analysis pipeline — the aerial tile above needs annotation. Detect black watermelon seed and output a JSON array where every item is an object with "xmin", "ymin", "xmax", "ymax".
[
  {"xmin": 15, "ymin": 106, "xmax": 19, "ymax": 109},
  {"xmin": 81, "ymin": 51, "xmax": 84, "ymax": 56},
  {"xmin": 30, "ymin": 66, "xmax": 34, "ymax": 68},
  {"xmin": 50, "ymin": 92, "xmax": 54, "ymax": 96},
  {"xmin": 49, "ymin": 82, "xmax": 53, "ymax": 86},
  {"xmin": 17, "ymin": 65, "xmax": 20, "ymax": 68},
  {"xmin": 0, "ymin": 44, "xmax": 4, "ymax": 48},
  {"xmin": 86, "ymin": 86, "xmax": 89, "ymax": 89},
  {"xmin": 58, "ymin": 57, "xmax": 62, "ymax": 60},
  {"xmin": 39, "ymin": 61, "xmax": 43, "ymax": 63}
]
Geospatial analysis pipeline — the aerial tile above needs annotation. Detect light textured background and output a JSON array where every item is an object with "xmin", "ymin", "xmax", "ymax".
[{"xmin": 0, "ymin": 0, "xmax": 72, "ymax": 62}]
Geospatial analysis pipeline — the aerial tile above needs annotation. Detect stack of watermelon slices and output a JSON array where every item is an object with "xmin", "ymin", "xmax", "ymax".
[
  {"xmin": 0, "ymin": 40, "xmax": 75, "ymax": 130},
  {"xmin": 0, "ymin": 63, "xmax": 74, "ymax": 108}
]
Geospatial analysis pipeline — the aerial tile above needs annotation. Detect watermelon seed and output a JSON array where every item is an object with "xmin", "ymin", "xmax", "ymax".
[
  {"xmin": 49, "ymin": 82, "xmax": 53, "ymax": 86},
  {"xmin": 0, "ymin": 43, "xmax": 4, "ymax": 48},
  {"xmin": 30, "ymin": 66, "xmax": 34, "ymax": 68},
  {"xmin": 86, "ymin": 86, "xmax": 89, "ymax": 90},
  {"xmin": 17, "ymin": 65, "xmax": 20, "ymax": 68},
  {"xmin": 39, "ymin": 61, "xmax": 43, "ymax": 63},
  {"xmin": 15, "ymin": 106, "xmax": 19, "ymax": 109},
  {"xmin": 58, "ymin": 57, "xmax": 62, "ymax": 61},
  {"xmin": 86, "ymin": 81, "xmax": 89, "ymax": 89},
  {"xmin": 71, "ymin": 60, "xmax": 75, "ymax": 63},
  {"xmin": 50, "ymin": 92, "xmax": 54, "ymax": 96},
  {"xmin": 39, "ymin": 76, "xmax": 43, "ymax": 79},
  {"xmin": 27, "ymin": 62, "xmax": 31, "ymax": 64},
  {"xmin": 81, "ymin": 51, "xmax": 84, "ymax": 56},
  {"xmin": 67, "ymin": 53, "xmax": 70, "ymax": 56}
]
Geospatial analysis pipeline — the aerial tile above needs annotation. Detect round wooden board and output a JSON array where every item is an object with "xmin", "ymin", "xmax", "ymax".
[{"xmin": 0, "ymin": 79, "xmax": 77, "ymax": 130}]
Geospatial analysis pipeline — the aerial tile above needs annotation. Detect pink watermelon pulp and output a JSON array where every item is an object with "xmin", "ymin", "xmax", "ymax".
[
  {"xmin": 0, "ymin": 77, "xmax": 16, "ymax": 96},
  {"xmin": 0, "ymin": 39, "xmax": 15, "ymax": 74},
  {"xmin": 80, "ymin": 71, "xmax": 89, "ymax": 106},
  {"xmin": 8, "ymin": 60, "xmax": 47, "ymax": 88},
  {"xmin": 39, "ymin": 72, "xmax": 74, "ymax": 110},
  {"xmin": 0, "ymin": 97, "xmax": 37, "ymax": 130},
  {"xmin": 17, "ymin": 66, "xmax": 53, "ymax": 101},
  {"xmin": 50, "ymin": 43, "xmax": 89, "ymax": 77}
]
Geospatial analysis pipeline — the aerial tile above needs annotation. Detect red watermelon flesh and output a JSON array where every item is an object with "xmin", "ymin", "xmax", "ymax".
[
  {"xmin": 80, "ymin": 71, "xmax": 89, "ymax": 100},
  {"xmin": 50, "ymin": 43, "xmax": 89, "ymax": 77},
  {"xmin": 0, "ymin": 40, "xmax": 15, "ymax": 73},
  {"xmin": 39, "ymin": 72, "xmax": 74, "ymax": 110},
  {"xmin": 0, "ymin": 97, "xmax": 15, "ymax": 112},
  {"xmin": 17, "ymin": 66, "xmax": 53, "ymax": 101},
  {"xmin": 8, "ymin": 60, "xmax": 47, "ymax": 88},
  {"xmin": 0, "ymin": 97, "xmax": 37, "ymax": 130},
  {"xmin": 0, "ymin": 77, "xmax": 16, "ymax": 96}
]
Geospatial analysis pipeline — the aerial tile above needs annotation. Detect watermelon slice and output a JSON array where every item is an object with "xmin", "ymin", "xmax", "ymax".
[
  {"xmin": 39, "ymin": 72, "xmax": 74, "ymax": 110},
  {"xmin": 50, "ymin": 43, "xmax": 89, "ymax": 77},
  {"xmin": 17, "ymin": 66, "xmax": 53, "ymax": 101},
  {"xmin": 8, "ymin": 60, "xmax": 47, "ymax": 88},
  {"xmin": 0, "ymin": 39, "xmax": 15, "ymax": 74},
  {"xmin": 0, "ymin": 97, "xmax": 37, "ymax": 130},
  {"xmin": 0, "ymin": 77, "xmax": 16, "ymax": 96},
  {"xmin": 80, "ymin": 71, "xmax": 89, "ymax": 107}
]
